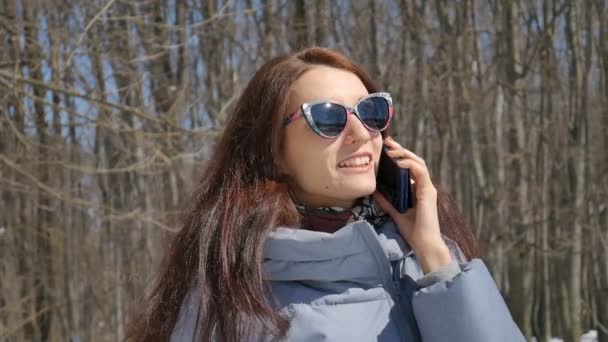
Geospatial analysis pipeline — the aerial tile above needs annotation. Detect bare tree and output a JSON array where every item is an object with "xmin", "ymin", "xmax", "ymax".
[{"xmin": 1, "ymin": 1, "xmax": 606, "ymax": 340}]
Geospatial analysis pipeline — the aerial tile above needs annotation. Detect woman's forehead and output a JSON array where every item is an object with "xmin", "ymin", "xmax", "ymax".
[{"xmin": 289, "ymin": 66, "xmax": 369, "ymax": 106}]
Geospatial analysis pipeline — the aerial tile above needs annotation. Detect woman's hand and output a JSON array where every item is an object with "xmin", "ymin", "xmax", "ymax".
[{"xmin": 373, "ymin": 136, "xmax": 452, "ymax": 274}]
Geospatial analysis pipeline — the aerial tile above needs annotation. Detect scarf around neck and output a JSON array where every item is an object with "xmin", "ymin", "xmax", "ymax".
[{"xmin": 291, "ymin": 194, "xmax": 391, "ymax": 234}]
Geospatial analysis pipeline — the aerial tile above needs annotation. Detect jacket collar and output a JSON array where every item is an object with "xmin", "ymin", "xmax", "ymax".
[{"xmin": 262, "ymin": 219, "xmax": 413, "ymax": 283}]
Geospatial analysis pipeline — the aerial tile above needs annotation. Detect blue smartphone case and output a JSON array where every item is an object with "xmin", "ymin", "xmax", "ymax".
[{"xmin": 376, "ymin": 147, "xmax": 414, "ymax": 213}]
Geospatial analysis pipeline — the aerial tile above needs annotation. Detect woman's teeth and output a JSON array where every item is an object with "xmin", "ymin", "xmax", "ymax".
[{"xmin": 338, "ymin": 156, "xmax": 371, "ymax": 168}]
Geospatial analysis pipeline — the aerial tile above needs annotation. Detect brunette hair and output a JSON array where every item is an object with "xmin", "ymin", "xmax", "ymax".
[{"xmin": 124, "ymin": 47, "xmax": 479, "ymax": 342}]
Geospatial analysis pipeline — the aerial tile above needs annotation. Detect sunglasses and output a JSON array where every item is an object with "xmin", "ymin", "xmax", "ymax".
[{"xmin": 283, "ymin": 92, "xmax": 393, "ymax": 138}]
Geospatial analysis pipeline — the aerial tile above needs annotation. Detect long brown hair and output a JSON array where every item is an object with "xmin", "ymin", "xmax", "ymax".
[{"xmin": 124, "ymin": 47, "xmax": 479, "ymax": 342}]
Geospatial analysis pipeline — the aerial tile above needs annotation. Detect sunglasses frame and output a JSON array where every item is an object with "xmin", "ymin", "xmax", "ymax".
[{"xmin": 283, "ymin": 92, "xmax": 394, "ymax": 138}]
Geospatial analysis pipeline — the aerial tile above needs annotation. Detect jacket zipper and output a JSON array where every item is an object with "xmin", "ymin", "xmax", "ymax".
[
  {"xmin": 392, "ymin": 259, "xmax": 401, "ymax": 300},
  {"xmin": 358, "ymin": 223, "xmax": 408, "ymax": 342}
]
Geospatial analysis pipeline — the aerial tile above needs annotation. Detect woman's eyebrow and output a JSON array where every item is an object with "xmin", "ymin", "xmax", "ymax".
[{"xmin": 318, "ymin": 94, "xmax": 369, "ymax": 106}]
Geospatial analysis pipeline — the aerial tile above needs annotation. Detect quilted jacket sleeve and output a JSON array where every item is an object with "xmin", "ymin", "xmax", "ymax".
[{"xmin": 410, "ymin": 240, "xmax": 525, "ymax": 342}]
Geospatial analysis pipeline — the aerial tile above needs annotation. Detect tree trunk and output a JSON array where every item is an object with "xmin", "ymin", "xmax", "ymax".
[{"xmin": 565, "ymin": 1, "xmax": 589, "ymax": 340}]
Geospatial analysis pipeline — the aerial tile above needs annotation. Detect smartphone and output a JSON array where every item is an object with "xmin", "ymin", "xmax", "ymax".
[{"xmin": 376, "ymin": 145, "xmax": 414, "ymax": 213}]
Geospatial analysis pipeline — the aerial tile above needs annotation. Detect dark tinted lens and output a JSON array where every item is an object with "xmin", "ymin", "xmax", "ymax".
[
  {"xmin": 309, "ymin": 103, "xmax": 347, "ymax": 137},
  {"xmin": 357, "ymin": 96, "xmax": 390, "ymax": 130}
]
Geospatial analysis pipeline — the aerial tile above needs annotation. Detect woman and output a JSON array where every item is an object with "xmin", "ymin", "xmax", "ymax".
[{"xmin": 125, "ymin": 47, "xmax": 525, "ymax": 341}]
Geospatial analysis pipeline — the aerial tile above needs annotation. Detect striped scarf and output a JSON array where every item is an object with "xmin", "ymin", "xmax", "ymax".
[{"xmin": 292, "ymin": 195, "xmax": 391, "ymax": 234}]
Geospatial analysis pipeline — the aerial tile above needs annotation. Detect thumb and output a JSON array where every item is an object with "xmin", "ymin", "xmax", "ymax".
[{"xmin": 372, "ymin": 190, "xmax": 398, "ymax": 216}]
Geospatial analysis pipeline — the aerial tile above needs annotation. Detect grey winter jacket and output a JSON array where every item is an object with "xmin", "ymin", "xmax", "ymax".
[{"xmin": 171, "ymin": 219, "xmax": 525, "ymax": 341}]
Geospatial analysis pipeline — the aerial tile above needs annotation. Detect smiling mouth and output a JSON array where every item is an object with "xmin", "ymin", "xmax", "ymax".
[{"xmin": 338, "ymin": 155, "xmax": 371, "ymax": 168}]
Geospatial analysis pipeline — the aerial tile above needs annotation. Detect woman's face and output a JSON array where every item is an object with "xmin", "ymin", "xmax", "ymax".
[{"xmin": 281, "ymin": 65, "xmax": 384, "ymax": 208}]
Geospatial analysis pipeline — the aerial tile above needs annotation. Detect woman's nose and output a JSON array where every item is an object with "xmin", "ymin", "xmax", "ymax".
[{"xmin": 342, "ymin": 112, "xmax": 371, "ymax": 143}]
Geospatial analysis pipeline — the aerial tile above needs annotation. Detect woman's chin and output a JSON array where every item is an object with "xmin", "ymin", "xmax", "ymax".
[{"xmin": 341, "ymin": 183, "xmax": 376, "ymax": 199}]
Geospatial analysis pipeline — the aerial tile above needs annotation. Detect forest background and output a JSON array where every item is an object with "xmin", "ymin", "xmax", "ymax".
[{"xmin": 0, "ymin": 0, "xmax": 607, "ymax": 341}]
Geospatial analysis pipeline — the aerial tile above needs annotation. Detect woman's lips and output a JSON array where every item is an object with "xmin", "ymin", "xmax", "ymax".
[
  {"xmin": 337, "ymin": 161, "xmax": 373, "ymax": 173},
  {"xmin": 337, "ymin": 152, "xmax": 373, "ymax": 167}
]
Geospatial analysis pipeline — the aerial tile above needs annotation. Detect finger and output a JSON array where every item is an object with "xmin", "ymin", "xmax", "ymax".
[
  {"xmin": 384, "ymin": 146, "xmax": 423, "ymax": 166},
  {"xmin": 400, "ymin": 149, "xmax": 426, "ymax": 167},
  {"xmin": 393, "ymin": 158, "xmax": 434, "ymax": 196},
  {"xmin": 383, "ymin": 136, "xmax": 402, "ymax": 149},
  {"xmin": 384, "ymin": 149, "xmax": 428, "ymax": 181},
  {"xmin": 384, "ymin": 148, "xmax": 408, "ymax": 159},
  {"xmin": 372, "ymin": 190, "xmax": 398, "ymax": 216},
  {"xmin": 384, "ymin": 138, "xmax": 426, "ymax": 166}
]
